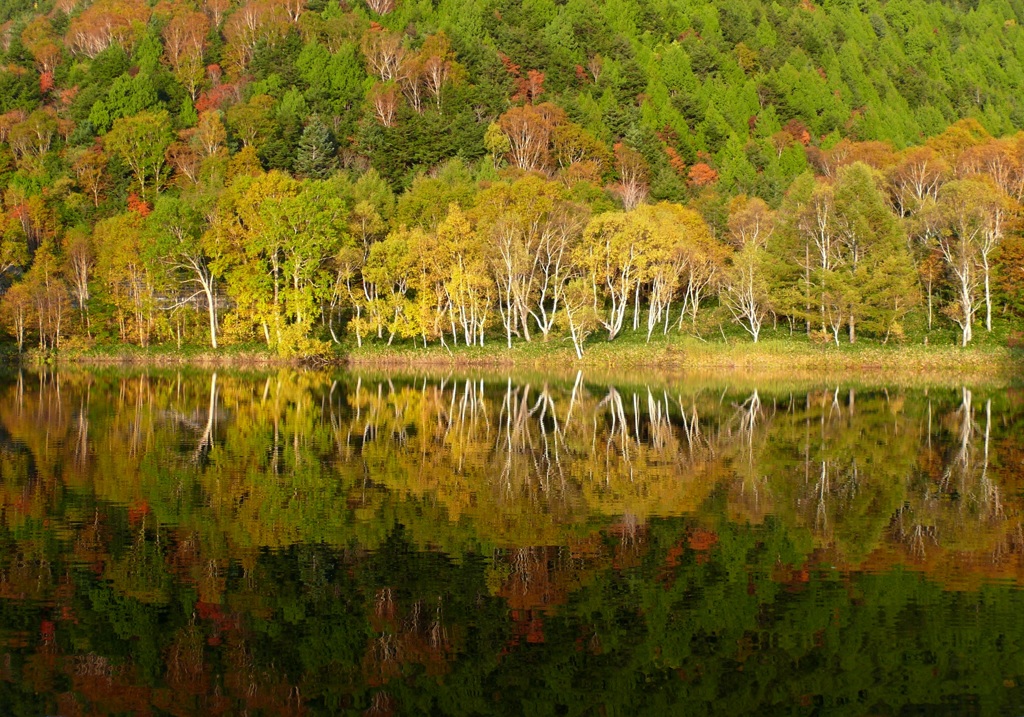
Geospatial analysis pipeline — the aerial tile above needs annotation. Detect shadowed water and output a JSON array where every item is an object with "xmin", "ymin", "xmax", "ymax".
[{"xmin": 0, "ymin": 368, "xmax": 1023, "ymax": 715}]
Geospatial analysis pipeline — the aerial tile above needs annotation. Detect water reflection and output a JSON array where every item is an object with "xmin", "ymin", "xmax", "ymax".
[{"xmin": 0, "ymin": 369, "xmax": 1023, "ymax": 714}]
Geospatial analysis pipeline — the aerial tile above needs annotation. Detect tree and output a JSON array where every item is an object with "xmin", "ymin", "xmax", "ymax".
[
  {"xmin": 532, "ymin": 203, "xmax": 589, "ymax": 341},
  {"xmin": 294, "ymin": 115, "xmax": 337, "ymax": 180},
  {"xmin": 163, "ymin": 10, "xmax": 208, "ymax": 100},
  {"xmin": 830, "ymin": 163, "xmax": 919, "ymax": 343},
  {"xmin": 0, "ymin": 282, "xmax": 31, "ymax": 351},
  {"xmin": 25, "ymin": 240, "xmax": 70, "ymax": 351},
  {"xmin": 420, "ymin": 33, "xmax": 455, "ymax": 111},
  {"xmin": 577, "ymin": 211, "xmax": 649, "ymax": 340},
  {"xmin": 978, "ymin": 189, "xmax": 1007, "ymax": 333},
  {"xmin": 70, "ymin": 145, "xmax": 109, "ymax": 205},
  {"xmin": 614, "ymin": 143, "xmax": 649, "ymax": 210},
  {"xmin": 105, "ymin": 110, "xmax": 173, "ymax": 197},
  {"xmin": 94, "ymin": 213, "xmax": 158, "ymax": 345},
  {"xmin": 194, "ymin": 111, "xmax": 228, "ymax": 159},
  {"xmin": 887, "ymin": 147, "xmax": 947, "ymax": 217},
  {"xmin": 552, "ymin": 123, "xmax": 612, "ymax": 181},
  {"xmin": 636, "ymin": 203, "xmax": 719, "ymax": 341},
  {"xmin": 223, "ymin": 0, "xmax": 288, "ymax": 76},
  {"xmin": 360, "ymin": 24, "xmax": 404, "ymax": 82},
  {"xmin": 0, "ymin": 218, "xmax": 29, "ymax": 279},
  {"xmin": 368, "ymin": 83, "xmax": 400, "ymax": 128},
  {"xmin": 64, "ymin": 228, "xmax": 93, "ymax": 332},
  {"xmin": 434, "ymin": 204, "xmax": 491, "ymax": 346},
  {"xmin": 65, "ymin": 0, "xmax": 150, "ymax": 58},
  {"xmin": 497, "ymin": 103, "xmax": 564, "ymax": 173},
  {"xmin": 721, "ymin": 197, "xmax": 775, "ymax": 343},
  {"xmin": 8, "ymin": 109, "xmax": 57, "ymax": 164},
  {"xmin": 210, "ymin": 172, "xmax": 348, "ymax": 353},
  {"xmin": 365, "ymin": 0, "xmax": 396, "ymax": 15},
  {"xmin": 21, "ymin": 17, "xmax": 62, "ymax": 74},
  {"xmin": 995, "ymin": 234, "xmax": 1024, "ymax": 319},
  {"xmin": 148, "ymin": 194, "xmax": 220, "ymax": 348},
  {"xmin": 475, "ymin": 176, "xmax": 567, "ymax": 347},
  {"xmin": 362, "ymin": 229, "xmax": 417, "ymax": 343},
  {"xmin": 227, "ymin": 94, "xmax": 277, "ymax": 148},
  {"xmin": 721, "ymin": 242, "xmax": 770, "ymax": 342},
  {"xmin": 936, "ymin": 180, "xmax": 990, "ymax": 346},
  {"xmin": 560, "ymin": 278, "xmax": 598, "ymax": 358}
]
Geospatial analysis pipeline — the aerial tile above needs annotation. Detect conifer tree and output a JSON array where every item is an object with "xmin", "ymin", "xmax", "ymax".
[{"xmin": 294, "ymin": 115, "xmax": 338, "ymax": 180}]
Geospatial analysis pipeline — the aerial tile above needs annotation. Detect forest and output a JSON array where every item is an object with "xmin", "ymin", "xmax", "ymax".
[{"xmin": 1, "ymin": 0, "xmax": 1024, "ymax": 358}]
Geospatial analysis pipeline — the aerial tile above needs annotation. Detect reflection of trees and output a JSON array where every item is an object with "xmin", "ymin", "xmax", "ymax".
[
  {"xmin": 1, "ymin": 370, "xmax": 1023, "ymax": 579},
  {"xmin": 889, "ymin": 387, "xmax": 1013, "ymax": 580},
  {"xmin": 723, "ymin": 385, "xmax": 1019, "ymax": 567},
  {"xmin": 1, "ymin": 367, "xmax": 1024, "ymax": 714}
]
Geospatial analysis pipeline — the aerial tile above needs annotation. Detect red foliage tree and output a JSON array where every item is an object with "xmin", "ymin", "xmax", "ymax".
[
  {"xmin": 664, "ymin": 146, "xmax": 687, "ymax": 176},
  {"xmin": 688, "ymin": 162, "xmax": 719, "ymax": 187},
  {"xmin": 127, "ymin": 193, "xmax": 151, "ymax": 217}
]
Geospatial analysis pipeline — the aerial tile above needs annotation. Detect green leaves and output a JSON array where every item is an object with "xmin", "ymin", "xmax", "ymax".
[{"xmin": 105, "ymin": 110, "xmax": 173, "ymax": 197}]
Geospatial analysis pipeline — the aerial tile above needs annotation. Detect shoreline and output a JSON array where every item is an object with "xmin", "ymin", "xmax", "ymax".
[
  {"xmin": 22, "ymin": 339, "xmax": 1021, "ymax": 384},
  {"xmin": 341, "ymin": 338, "xmax": 1022, "ymax": 375}
]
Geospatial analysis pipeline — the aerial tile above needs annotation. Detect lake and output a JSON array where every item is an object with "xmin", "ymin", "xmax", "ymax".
[{"xmin": 0, "ymin": 368, "xmax": 1022, "ymax": 715}]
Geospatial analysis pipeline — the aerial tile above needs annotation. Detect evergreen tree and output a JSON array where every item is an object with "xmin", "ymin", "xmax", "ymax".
[{"xmin": 294, "ymin": 115, "xmax": 338, "ymax": 180}]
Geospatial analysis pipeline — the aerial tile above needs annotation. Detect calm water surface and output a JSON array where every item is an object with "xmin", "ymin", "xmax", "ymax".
[{"xmin": 0, "ymin": 369, "xmax": 1023, "ymax": 715}]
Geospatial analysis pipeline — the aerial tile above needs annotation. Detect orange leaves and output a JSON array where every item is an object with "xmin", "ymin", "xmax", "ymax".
[
  {"xmin": 664, "ymin": 146, "xmax": 687, "ymax": 176},
  {"xmin": 165, "ymin": 139, "xmax": 202, "ymax": 185},
  {"xmin": 371, "ymin": 31, "xmax": 457, "ymax": 118},
  {"xmin": 498, "ymin": 52, "xmax": 545, "ymax": 104},
  {"xmin": 497, "ymin": 103, "xmax": 565, "ymax": 173},
  {"xmin": 162, "ymin": 11, "xmax": 209, "ymax": 70},
  {"xmin": 688, "ymin": 162, "xmax": 719, "ymax": 187},
  {"xmin": 21, "ymin": 17, "xmax": 62, "ymax": 73},
  {"xmin": 39, "ymin": 71, "xmax": 54, "ymax": 94},
  {"xmin": 807, "ymin": 138, "xmax": 896, "ymax": 179},
  {"xmin": 659, "ymin": 130, "xmax": 721, "ymax": 192},
  {"xmin": 127, "ymin": 193, "xmax": 151, "ymax": 216},
  {"xmin": 497, "ymin": 102, "xmax": 569, "ymax": 173},
  {"xmin": 688, "ymin": 528, "xmax": 718, "ymax": 551},
  {"xmin": 498, "ymin": 52, "xmax": 520, "ymax": 81},
  {"xmin": 783, "ymin": 118, "xmax": 812, "ymax": 147},
  {"xmin": 65, "ymin": 0, "xmax": 150, "ymax": 58},
  {"xmin": 519, "ymin": 69, "xmax": 546, "ymax": 104},
  {"xmin": 195, "ymin": 82, "xmax": 239, "ymax": 113}
]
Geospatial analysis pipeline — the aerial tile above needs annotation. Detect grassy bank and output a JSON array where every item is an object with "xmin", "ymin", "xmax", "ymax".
[
  {"xmin": 344, "ymin": 332, "xmax": 1023, "ymax": 382},
  {"xmin": 43, "ymin": 343, "xmax": 295, "ymax": 368},
  {"xmin": 4, "ymin": 320, "xmax": 1020, "ymax": 384}
]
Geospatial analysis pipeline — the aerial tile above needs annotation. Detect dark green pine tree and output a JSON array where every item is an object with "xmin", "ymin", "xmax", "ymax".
[{"xmin": 294, "ymin": 114, "xmax": 338, "ymax": 180}]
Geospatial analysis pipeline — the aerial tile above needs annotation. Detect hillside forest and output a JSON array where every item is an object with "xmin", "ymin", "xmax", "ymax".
[{"xmin": 2, "ymin": 0, "xmax": 1024, "ymax": 357}]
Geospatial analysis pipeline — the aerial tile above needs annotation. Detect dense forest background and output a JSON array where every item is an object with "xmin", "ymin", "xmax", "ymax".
[{"xmin": 1, "ymin": 0, "xmax": 1024, "ymax": 356}]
